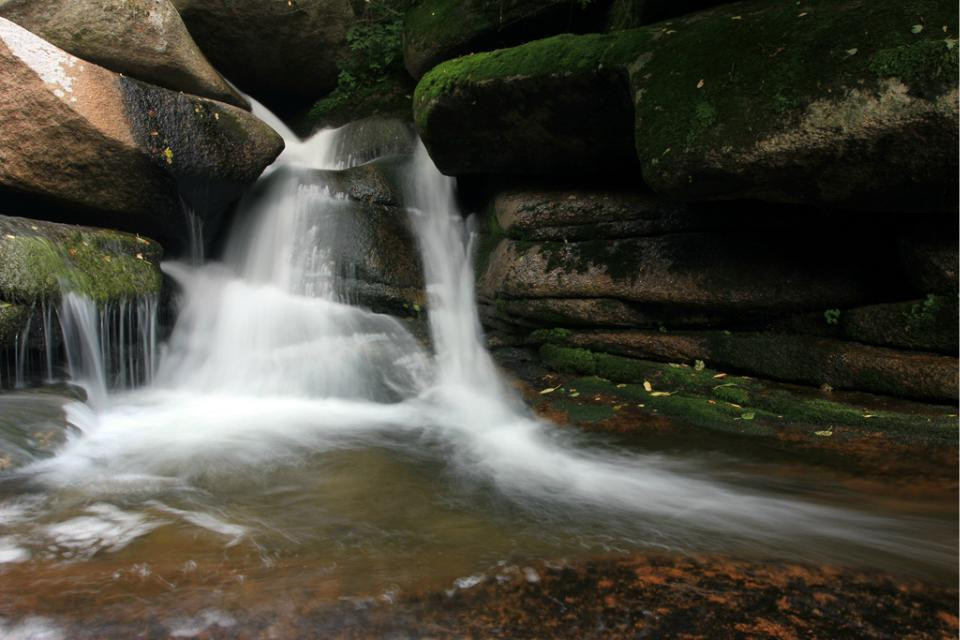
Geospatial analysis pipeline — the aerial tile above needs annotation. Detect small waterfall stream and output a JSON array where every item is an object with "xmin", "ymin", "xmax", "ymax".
[{"xmin": 0, "ymin": 103, "xmax": 954, "ymax": 633}]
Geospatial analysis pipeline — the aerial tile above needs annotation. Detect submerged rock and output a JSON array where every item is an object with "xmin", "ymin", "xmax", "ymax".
[
  {"xmin": 172, "ymin": 0, "xmax": 355, "ymax": 103},
  {"xmin": 403, "ymin": 0, "xmax": 604, "ymax": 79},
  {"xmin": 0, "ymin": 214, "xmax": 163, "ymax": 306},
  {"xmin": 0, "ymin": 18, "xmax": 283, "ymax": 243},
  {"xmin": 0, "ymin": 0, "xmax": 247, "ymax": 108}
]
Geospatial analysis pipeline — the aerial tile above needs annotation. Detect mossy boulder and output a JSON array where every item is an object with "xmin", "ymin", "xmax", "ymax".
[
  {"xmin": 631, "ymin": 0, "xmax": 959, "ymax": 210},
  {"xmin": 0, "ymin": 215, "xmax": 163, "ymax": 306},
  {"xmin": 0, "ymin": 18, "xmax": 283, "ymax": 244},
  {"xmin": 172, "ymin": 0, "xmax": 355, "ymax": 104},
  {"xmin": 404, "ymin": 0, "xmax": 605, "ymax": 79},
  {"xmin": 414, "ymin": 31, "xmax": 652, "ymax": 175},
  {"xmin": 415, "ymin": 0, "xmax": 958, "ymax": 209},
  {"xmin": 551, "ymin": 330, "xmax": 958, "ymax": 403},
  {"xmin": 0, "ymin": 0, "xmax": 247, "ymax": 108}
]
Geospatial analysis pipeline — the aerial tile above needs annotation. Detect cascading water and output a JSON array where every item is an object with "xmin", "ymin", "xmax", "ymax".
[{"xmin": 0, "ymin": 100, "xmax": 955, "ymax": 634}]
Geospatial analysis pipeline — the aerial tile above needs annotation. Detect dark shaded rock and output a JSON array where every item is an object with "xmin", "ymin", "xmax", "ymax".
[
  {"xmin": 605, "ymin": 0, "xmax": 732, "ymax": 29},
  {"xmin": 554, "ymin": 330, "xmax": 959, "ymax": 402},
  {"xmin": 478, "ymin": 231, "xmax": 901, "ymax": 314},
  {"xmin": 841, "ymin": 297, "xmax": 958, "ymax": 355},
  {"xmin": 899, "ymin": 225, "xmax": 959, "ymax": 294},
  {"xmin": 0, "ymin": 0, "xmax": 247, "ymax": 108},
  {"xmin": 414, "ymin": 32, "xmax": 646, "ymax": 176},
  {"xmin": 0, "ymin": 214, "xmax": 163, "ymax": 305},
  {"xmin": 493, "ymin": 188, "xmax": 691, "ymax": 240},
  {"xmin": 0, "ymin": 301, "xmax": 27, "ymax": 349},
  {"xmin": 404, "ymin": 0, "xmax": 605, "ymax": 79},
  {"xmin": 172, "ymin": 0, "xmax": 354, "ymax": 103},
  {"xmin": 327, "ymin": 117, "xmax": 417, "ymax": 167},
  {"xmin": 631, "ymin": 0, "xmax": 959, "ymax": 210},
  {"xmin": 0, "ymin": 18, "xmax": 283, "ymax": 244}
]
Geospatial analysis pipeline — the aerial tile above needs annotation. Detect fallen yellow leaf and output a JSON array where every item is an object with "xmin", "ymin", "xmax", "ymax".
[{"xmin": 643, "ymin": 381, "xmax": 653, "ymax": 392}]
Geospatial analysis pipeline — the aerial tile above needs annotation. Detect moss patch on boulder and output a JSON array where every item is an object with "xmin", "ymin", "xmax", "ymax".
[{"xmin": 0, "ymin": 215, "xmax": 162, "ymax": 304}]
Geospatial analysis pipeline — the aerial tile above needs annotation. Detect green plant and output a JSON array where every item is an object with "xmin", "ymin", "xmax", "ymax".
[{"xmin": 824, "ymin": 308, "xmax": 841, "ymax": 325}]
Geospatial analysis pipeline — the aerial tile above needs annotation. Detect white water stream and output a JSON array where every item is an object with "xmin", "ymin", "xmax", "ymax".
[{"xmin": 0, "ymin": 101, "xmax": 954, "ymax": 624}]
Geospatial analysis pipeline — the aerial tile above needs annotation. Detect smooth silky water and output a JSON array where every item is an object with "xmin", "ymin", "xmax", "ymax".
[{"xmin": 0, "ymin": 102, "xmax": 955, "ymax": 635}]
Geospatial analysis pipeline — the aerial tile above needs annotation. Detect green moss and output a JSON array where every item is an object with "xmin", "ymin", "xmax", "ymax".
[
  {"xmin": 540, "ymin": 343, "xmax": 597, "ymax": 375},
  {"xmin": 529, "ymin": 327, "xmax": 572, "ymax": 344},
  {"xmin": 0, "ymin": 301, "xmax": 29, "ymax": 347},
  {"xmin": 634, "ymin": 0, "xmax": 958, "ymax": 167},
  {"xmin": 0, "ymin": 221, "xmax": 162, "ymax": 305},
  {"xmin": 415, "ymin": 29, "xmax": 654, "ymax": 130},
  {"xmin": 712, "ymin": 384, "xmax": 749, "ymax": 405},
  {"xmin": 869, "ymin": 38, "xmax": 959, "ymax": 90},
  {"xmin": 554, "ymin": 398, "xmax": 616, "ymax": 422}
]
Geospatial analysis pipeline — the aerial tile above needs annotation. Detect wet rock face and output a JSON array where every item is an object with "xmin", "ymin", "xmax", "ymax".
[
  {"xmin": 0, "ymin": 0, "xmax": 247, "ymax": 108},
  {"xmin": 0, "ymin": 18, "xmax": 282, "ymax": 244},
  {"xmin": 0, "ymin": 214, "xmax": 163, "ymax": 307},
  {"xmin": 171, "ymin": 0, "xmax": 355, "ymax": 104},
  {"xmin": 247, "ymin": 166, "xmax": 424, "ymax": 317}
]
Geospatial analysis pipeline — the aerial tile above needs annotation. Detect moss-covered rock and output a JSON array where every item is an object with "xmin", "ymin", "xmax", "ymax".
[
  {"xmin": 548, "ymin": 329, "xmax": 958, "ymax": 403},
  {"xmin": 415, "ymin": 0, "xmax": 957, "ymax": 208},
  {"xmin": 0, "ymin": 0, "xmax": 247, "ymax": 108},
  {"xmin": 841, "ymin": 296, "xmax": 958, "ymax": 355},
  {"xmin": 0, "ymin": 215, "xmax": 163, "ymax": 305},
  {"xmin": 631, "ymin": 0, "xmax": 959, "ymax": 210},
  {"xmin": 534, "ymin": 343, "xmax": 958, "ymax": 438},
  {"xmin": 404, "ymin": 0, "xmax": 605, "ymax": 79},
  {"xmin": 414, "ymin": 31, "xmax": 652, "ymax": 175}
]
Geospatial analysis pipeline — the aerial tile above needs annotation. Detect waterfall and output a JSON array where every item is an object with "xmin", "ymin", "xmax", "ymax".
[{"xmin": 11, "ymin": 101, "xmax": 950, "ymax": 577}]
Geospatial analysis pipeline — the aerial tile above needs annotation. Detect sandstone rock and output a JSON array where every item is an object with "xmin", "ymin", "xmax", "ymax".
[
  {"xmin": 0, "ymin": 0, "xmax": 247, "ymax": 108},
  {"xmin": 0, "ymin": 214, "xmax": 163, "ymax": 305},
  {"xmin": 414, "ymin": 32, "xmax": 645, "ymax": 175},
  {"xmin": 404, "ymin": 0, "xmax": 603, "ymax": 79},
  {"xmin": 631, "ymin": 0, "xmax": 959, "ymax": 210},
  {"xmin": 559, "ymin": 330, "xmax": 959, "ymax": 403},
  {"xmin": 841, "ymin": 297, "xmax": 958, "ymax": 356},
  {"xmin": 478, "ymin": 232, "xmax": 896, "ymax": 313},
  {"xmin": 172, "ymin": 0, "xmax": 354, "ymax": 102},
  {"xmin": 898, "ymin": 225, "xmax": 958, "ymax": 294},
  {"xmin": 492, "ymin": 189, "xmax": 690, "ymax": 240},
  {"xmin": 415, "ymin": 0, "xmax": 958, "ymax": 209},
  {"xmin": 0, "ymin": 18, "xmax": 283, "ymax": 243}
]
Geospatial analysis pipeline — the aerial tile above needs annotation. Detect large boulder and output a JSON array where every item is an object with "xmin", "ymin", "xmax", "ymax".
[
  {"xmin": 0, "ymin": 214, "xmax": 163, "ymax": 305},
  {"xmin": 631, "ymin": 0, "xmax": 959, "ymax": 210},
  {"xmin": 0, "ymin": 18, "xmax": 283, "ymax": 244},
  {"xmin": 414, "ymin": 0, "xmax": 958, "ymax": 209},
  {"xmin": 172, "ymin": 0, "xmax": 355, "ymax": 103},
  {"xmin": 404, "ymin": 0, "xmax": 605, "ymax": 79},
  {"xmin": 414, "ymin": 32, "xmax": 648, "ymax": 175},
  {"xmin": 0, "ymin": 0, "xmax": 247, "ymax": 108}
]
